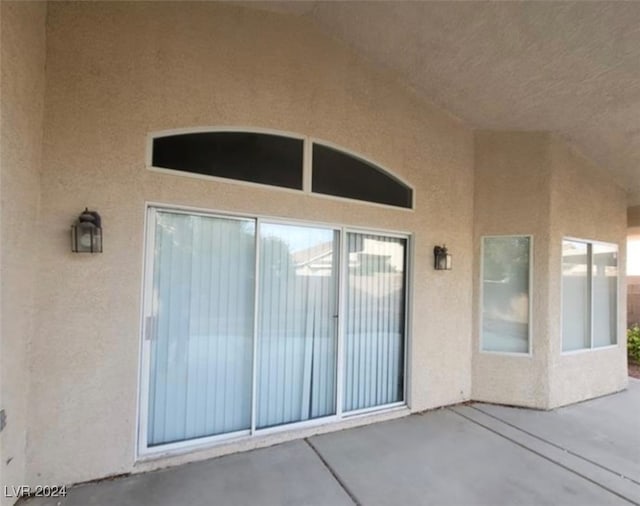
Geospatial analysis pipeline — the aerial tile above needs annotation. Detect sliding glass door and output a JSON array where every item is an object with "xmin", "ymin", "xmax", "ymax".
[
  {"xmin": 142, "ymin": 208, "xmax": 408, "ymax": 452},
  {"xmin": 343, "ymin": 233, "xmax": 407, "ymax": 412},
  {"xmin": 147, "ymin": 211, "xmax": 256, "ymax": 446},
  {"xmin": 257, "ymin": 224, "xmax": 338, "ymax": 428}
]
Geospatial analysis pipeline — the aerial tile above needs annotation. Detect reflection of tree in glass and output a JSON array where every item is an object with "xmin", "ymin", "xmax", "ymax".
[
  {"xmin": 483, "ymin": 237, "xmax": 529, "ymax": 283},
  {"xmin": 259, "ymin": 229, "xmax": 337, "ymax": 341},
  {"xmin": 261, "ymin": 235, "xmax": 294, "ymax": 280}
]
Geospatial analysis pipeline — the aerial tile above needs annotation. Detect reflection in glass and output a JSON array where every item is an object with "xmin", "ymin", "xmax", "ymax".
[
  {"xmin": 592, "ymin": 243, "xmax": 618, "ymax": 347},
  {"xmin": 256, "ymin": 224, "xmax": 338, "ymax": 428},
  {"xmin": 312, "ymin": 144, "xmax": 413, "ymax": 208},
  {"xmin": 562, "ymin": 240, "xmax": 590, "ymax": 351},
  {"xmin": 343, "ymin": 233, "xmax": 406, "ymax": 412},
  {"xmin": 146, "ymin": 213, "xmax": 411, "ymax": 445},
  {"xmin": 152, "ymin": 132, "xmax": 304, "ymax": 189},
  {"xmin": 148, "ymin": 212, "xmax": 255, "ymax": 445},
  {"xmin": 482, "ymin": 237, "xmax": 530, "ymax": 353}
]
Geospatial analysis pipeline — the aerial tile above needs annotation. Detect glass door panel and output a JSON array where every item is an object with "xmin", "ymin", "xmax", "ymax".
[
  {"xmin": 343, "ymin": 233, "xmax": 406, "ymax": 412},
  {"xmin": 256, "ymin": 223, "xmax": 339, "ymax": 428},
  {"xmin": 147, "ymin": 211, "xmax": 256, "ymax": 445},
  {"xmin": 143, "ymin": 210, "xmax": 410, "ymax": 449}
]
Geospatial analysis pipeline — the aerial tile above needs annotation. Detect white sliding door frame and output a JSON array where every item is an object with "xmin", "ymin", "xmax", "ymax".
[
  {"xmin": 250, "ymin": 219, "xmax": 261, "ymax": 435},
  {"xmin": 137, "ymin": 207, "xmax": 255, "ymax": 458},
  {"xmin": 137, "ymin": 202, "xmax": 411, "ymax": 459},
  {"xmin": 341, "ymin": 228, "xmax": 410, "ymax": 416},
  {"xmin": 336, "ymin": 229, "xmax": 347, "ymax": 419}
]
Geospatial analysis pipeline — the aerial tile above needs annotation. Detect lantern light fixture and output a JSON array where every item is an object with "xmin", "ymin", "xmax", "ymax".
[
  {"xmin": 433, "ymin": 244, "xmax": 452, "ymax": 270},
  {"xmin": 71, "ymin": 208, "xmax": 103, "ymax": 253}
]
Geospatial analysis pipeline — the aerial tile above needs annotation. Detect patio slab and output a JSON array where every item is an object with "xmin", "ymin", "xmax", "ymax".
[
  {"xmin": 21, "ymin": 441, "xmax": 354, "ymax": 506},
  {"xmin": 309, "ymin": 408, "xmax": 634, "ymax": 506},
  {"xmin": 472, "ymin": 379, "xmax": 640, "ymax": 484},
  {"xmin": 22, "ymin": 380, "xmax": 640, "ymax": 506}
]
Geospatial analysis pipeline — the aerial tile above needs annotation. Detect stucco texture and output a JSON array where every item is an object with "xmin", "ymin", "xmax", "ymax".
[
  {"xmin": 28, "ymin": 2, "xmax": 474, "ymax": 487},
  {"xmin": 1, "ymin": 0, "xmax": 630, "ymax": 494},
  {"xmin": 0, "ymin": 2, "xmax": 47, "ymax": 504},
  {"xmin": 472, "ymin": 132, "xmax": 628, "ymax": 409},
  {"xmin": 629, "ymin": 205, "xmax": 640, "ymax": 228},
  {"xmin": 267, "ymin": 2, "xmax": 640, "ymax": 200},
  {"xmin": 472, "ymin": 132, "xmax": 552, "ymax": 409},
  {"xmin": 547, "ymin": 138, "xmax": 628, "ymax": 408}
]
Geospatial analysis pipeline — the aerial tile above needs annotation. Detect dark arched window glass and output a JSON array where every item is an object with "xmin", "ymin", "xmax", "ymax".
[
  {"xmin": 152, "ymin": 132, "xmax": 304, "ymax": 190},
  {"xmin": 312, "ymin": 144, "xmax": 413, "ymax": 208}
]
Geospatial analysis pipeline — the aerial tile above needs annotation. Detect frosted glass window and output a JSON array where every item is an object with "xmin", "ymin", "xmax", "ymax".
[
  {"xmin": 481, "ymin": 236, "xmax": 531, "ymax": 353},
  {"xmin": 562, "ymin": 239, "xmax": 618, "ymax": 352},
  {"xmin": 343, "ymin": 233, "xmax": 406, "ymax": 412},
  {"xmin": 256, "ymin": 224, "xmax": 338, "ymax": 428},
  {"xmin": 562, "ymin": 241, "xmax": 590, "ymax": 351},
  {"xmin": 147, "ymin": 212, "xmax": 256, "ymax": 446}
]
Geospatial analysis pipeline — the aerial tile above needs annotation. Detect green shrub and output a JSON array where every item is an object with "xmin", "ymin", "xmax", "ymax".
[{"xmin": 629, "ymin": 325, "xmax": 640, "ymax": 363}]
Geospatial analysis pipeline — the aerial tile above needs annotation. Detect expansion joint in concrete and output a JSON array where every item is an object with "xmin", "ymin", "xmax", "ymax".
[
  {"xmin": 469, "ymin": 405, "xmax": 640, "ymax": 487},
  {"xmin": 448, "ymin": 407, "xmax": 640, "ymax": 506},
  {"xmin": 305, "ymin": 438, "xmax": 362, "ymax": 506}
]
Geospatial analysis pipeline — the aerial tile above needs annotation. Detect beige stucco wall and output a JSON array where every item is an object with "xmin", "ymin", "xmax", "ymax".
[
  {"xmin": 472, "ymin": 132, "xmax": 552, "ymax": 408},
  {"xmin": 547, "ymin": 137, "xmax": 628, "ymax": 408},
  {"xmin": 0, "ymin": 3, "xmax": 47, "ymax": 504},
  {"xmin": 27, "ymin": 2, "xmax": 474, "ymax": 487},
  {"xmin": 0, "ymin": 1, "xmax": 628, "ymax": 494},
  {"xmin": 472, "ymin": 132, "xmax": 628, "ymax": 410}
]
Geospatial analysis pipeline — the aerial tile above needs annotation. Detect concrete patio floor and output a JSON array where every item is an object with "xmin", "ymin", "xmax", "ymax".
[{"xmin": 24, "ymin": 379, "xmax": 640, "ymax": 506}]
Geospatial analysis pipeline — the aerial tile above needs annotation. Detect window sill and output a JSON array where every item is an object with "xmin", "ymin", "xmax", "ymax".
[{"xmin": 560, "ymin": 344, "xmax": 619, "ymax": 356}]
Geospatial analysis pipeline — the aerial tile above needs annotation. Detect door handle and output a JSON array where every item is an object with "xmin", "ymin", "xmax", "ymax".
[{"xmin": 144, "ymin": 315, "xmax": 156, "ymax": 341}]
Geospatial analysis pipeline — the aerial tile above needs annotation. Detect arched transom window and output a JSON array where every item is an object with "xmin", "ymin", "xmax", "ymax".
[{"xmin": 150, "ymin": 129, "xmax": 414, "ymax": 209}]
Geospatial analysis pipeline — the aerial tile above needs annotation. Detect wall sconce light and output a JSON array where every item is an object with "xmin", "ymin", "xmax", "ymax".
[
  {"xmin": 71, "ymin": 208, "xmax": 102, "ymax": 253},
  {"xmin": 433, "ymin": 245, "xmax": 452, "ymax": 270}
]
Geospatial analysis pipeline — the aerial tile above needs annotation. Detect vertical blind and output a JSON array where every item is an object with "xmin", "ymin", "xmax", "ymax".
[
  {"xmin": 343, "ymin": 233, "xmax": 406, "ymax": 412},
  {"xmin": 148, "ymin": 212, "xmax": 256, "ymax": 446},
  {"xmin": 146, "ymin": 210, "xmax": 407, "ymax": 447},
  {"xmin": 257, "ymin": 224, "xmax": 338, "ymax": 428}
]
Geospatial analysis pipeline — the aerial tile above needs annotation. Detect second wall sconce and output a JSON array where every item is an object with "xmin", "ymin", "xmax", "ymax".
[
  {"xmin": 434, "ymin": 245, "xmax": 452, "ymax": 270},
  {"xmin": 71, "ymin": 208, "xmax": 103, "ymax": 253}
]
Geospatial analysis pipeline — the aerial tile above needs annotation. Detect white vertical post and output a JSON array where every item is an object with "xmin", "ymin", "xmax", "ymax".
[
  {"xmin": 302, "ymin": 137, "xmax": 313, "ymax": 194},
  {"xmin": 250, "ymin": 219, "xmax": 261, "ymax": 434},
  {"xmin": 402, "ymin": 236, "xmax": 411, "ymax": 407},
  {"xmin": 335, "ymin": 228, "xmax": 347, "ymax": 418},
  {"xmin": 588, "ymin": 242, "xmax": 594, "ymax": 349},
  {"xmin": 138, "ymin": 206, "xmax": 157, "ymax": 455}
]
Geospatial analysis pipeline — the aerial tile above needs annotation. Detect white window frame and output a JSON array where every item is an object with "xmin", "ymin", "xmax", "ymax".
[
  {"xmin": 479, "ymin": 235, "xmax": 534, "ymax": 357},
  {"xmin": 145, "ymin": 127, "xmax": 415, "ymax": 212},
  {"xmin": 560, "ymin": 237, "xmax": 620, "ymax": 355},
  {"xmin": 136, "ymin": 202, "xmax": 412, "ymax": 460}
]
